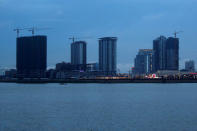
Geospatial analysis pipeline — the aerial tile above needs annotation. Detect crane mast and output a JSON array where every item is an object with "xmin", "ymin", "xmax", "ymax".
[
  {"xmin": 173, "ymin": 31, "xmax": 183, "ymax": 38},
  {"xmin": 13, "ymin": 28, "xmax": 25, "ymax": 37}
]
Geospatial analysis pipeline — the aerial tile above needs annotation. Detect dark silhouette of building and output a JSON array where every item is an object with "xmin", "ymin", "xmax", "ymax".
[
  {"xmin": 99, "ymin": 37, "xmax": 117, "ymax": 75},
  {"xmin": 134, "ymin": 49, "xmax": 153, "ymax": 75},
  {"xmin": 5, "ymin": 69, "xmax": 17, "ymax": 78},
  {"xmin": 56, "ymin": 62, "xmax": 73, "ymax": 71},
  {"xmin": 71, "ymin": 41, "xmax": 87, "ymax": 71},
  {"xmin": 153, "ymin": 36, "xmax": 179, "ymax": 72},
  {"xmin": 166, "ymin": 37, "xmax": 179, "ymax": 70},
  {"xmin": 16, "ymin": 35, "xmax": 47, "ymax": 78},
  {"xmin": 185, "ymin": 60, "xmax": 195, "ymax": 72},
  {"xmin": 153, "ymin": 36, "xmax": 167, "ymax": 72}
]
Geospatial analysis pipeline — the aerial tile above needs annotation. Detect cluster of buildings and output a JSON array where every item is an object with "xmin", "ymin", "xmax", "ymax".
[
  {"xmin": 4, "ymin": 35, "xmax": 118, "ymax": 79},
  {"xmin": 1, "ymin": 34, "xmax": 196, "ymax": 80},
  {"xmin": 133, "ymin": 36, "xmax": 196, "ymax": 77}
]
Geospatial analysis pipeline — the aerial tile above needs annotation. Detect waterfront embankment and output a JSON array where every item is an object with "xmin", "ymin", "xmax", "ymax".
[{"xmin": 1, "ymin": 79, "xmax": 197, "ymax": 83}]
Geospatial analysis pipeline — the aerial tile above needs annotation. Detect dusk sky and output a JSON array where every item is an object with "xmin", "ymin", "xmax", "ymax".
[{"xmin": 0, "ymin": 0, "xmax": 197, "ymax": 72}]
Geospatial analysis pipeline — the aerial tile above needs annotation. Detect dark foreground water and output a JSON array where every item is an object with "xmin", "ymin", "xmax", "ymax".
[{"xmin": 0, "ymin": 83, "xmax": 197, "ymax": 131}]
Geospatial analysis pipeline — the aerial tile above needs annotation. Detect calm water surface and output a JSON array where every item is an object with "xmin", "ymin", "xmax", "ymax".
[{"xmin": 0, "ymin": 83, "xmax": 197, "ymax": 131}]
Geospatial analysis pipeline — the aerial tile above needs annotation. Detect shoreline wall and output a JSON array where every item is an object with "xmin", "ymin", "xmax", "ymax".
[{"xmin": 1, "ymin": 79, "xmax": 197, "ymax": 83}]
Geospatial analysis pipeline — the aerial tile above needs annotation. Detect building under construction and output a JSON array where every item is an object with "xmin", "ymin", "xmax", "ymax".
[{"xmin": 16, "ymin": 35, "xmax": 47, "ymax": 78}]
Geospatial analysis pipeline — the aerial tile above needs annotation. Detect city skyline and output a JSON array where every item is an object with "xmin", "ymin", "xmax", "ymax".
[{"xmin": 0, "ymin": 0, "xmax": 197, "ymax": 72}]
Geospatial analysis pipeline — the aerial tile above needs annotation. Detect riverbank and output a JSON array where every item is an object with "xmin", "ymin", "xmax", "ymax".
[{"xmin": 1, "ymin": 79, "xmax": 197, "ymax": 83}]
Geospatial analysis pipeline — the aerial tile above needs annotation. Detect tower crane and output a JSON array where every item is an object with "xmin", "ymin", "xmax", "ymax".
[
  {"xmin": 28, "ymin": 27, "xmax": 51, "ymax": 36},
  {"xmin": 173, "ymin": 31, "xmax": 183, "ymax": 38},
  {"xmin": 13, "ymin": 28, "xmax": 27, "ymax": 37},
  {"xmin": 68, "ymin": 37, "xmax": 79, "ymax": 43},
  {"xmin": 68, "ymin": 36, "xmax": 94, "ymax": 43}
]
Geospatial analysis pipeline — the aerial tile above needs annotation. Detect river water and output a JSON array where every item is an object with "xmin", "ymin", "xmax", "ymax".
[{"xmin": 0, "ymin": 83, "xmax": 197, "ymax": 131}]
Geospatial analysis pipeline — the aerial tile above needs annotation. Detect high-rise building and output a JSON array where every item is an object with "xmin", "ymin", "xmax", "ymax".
[
  {"xmin": 71, "ymin": 41, "xmax": 87, "ymax": 71},
  {"xmin": 16, "ymin": 35, "xmax": 47, "ymax": 78},
  {"xmin": 134, "ymin": 49, "xmax": 153, "ymax": 75},
  {"xmin": 99, "ymin": 37, "xmax": 117, "ymax": 75},
  {"xmin": 185, "ymin": 60, "xmax": 195, "ymax": 72},
  {"xmin": 153, "ymin": 36, "xmax": 167, "ymax": 72},
  {"xmin": 153, "ymin": 36, "xmax": 179, "ymax": 72},
  {"xmin": 166, "ymin": 37, "xmax": 179, "ymax": 70}
]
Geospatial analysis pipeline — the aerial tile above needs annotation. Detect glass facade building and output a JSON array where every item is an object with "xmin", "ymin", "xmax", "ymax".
[
  {"xmin": 71, "ymin": 41, "xmax": 87, "ymax": 71},
  {"xmin": 99, "ymin": 37, "xmax": 117, "ymax": 75},
  {"xmin": 134, "ymin": 49, "xmax": 153, "ymax": 75}
]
